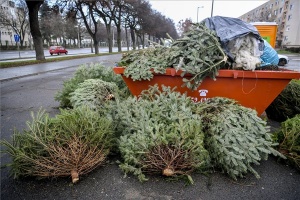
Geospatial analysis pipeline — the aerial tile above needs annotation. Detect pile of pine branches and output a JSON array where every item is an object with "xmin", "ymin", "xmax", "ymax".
[
  {"xmin": 266, "ymin": 79, "xmax": 300, "ymax": 122},
  {"xmin": 272, "ymin": 114, "xmax": 300, "ymax": 170},
  {"xmin": 119, "ymin": 23, "xmax": 227, "ymax": 90}
]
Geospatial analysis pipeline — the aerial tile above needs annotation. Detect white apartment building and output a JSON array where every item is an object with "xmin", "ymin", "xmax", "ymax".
[
  {"xmin": 0, "ymin": 0, "xmax": 31, "ymax": 47},
  {"xmin": 239, "ymin": 0, "xmax": 299, "ymax": 48}
]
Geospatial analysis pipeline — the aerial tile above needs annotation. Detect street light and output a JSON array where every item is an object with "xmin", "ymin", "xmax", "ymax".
[
  {"xmin": 211, "ymin": 0, "xmax": 215, "ymax": 17},
  {"xmin": 197, "ymin": 6, "xmax": 204, "ymax": 23},
  {"xmin": 77, "ymin": 25, "xmax": 81, "ymax": 48}
]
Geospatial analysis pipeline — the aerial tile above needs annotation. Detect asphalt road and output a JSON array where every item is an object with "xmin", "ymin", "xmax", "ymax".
[
  {"xmin": 0, "ymin": 47, "xmax": 130, "ymax": 61},
  {"xmin": 1, "ymin": 54, "xmax": 300, "ymax": 200}
]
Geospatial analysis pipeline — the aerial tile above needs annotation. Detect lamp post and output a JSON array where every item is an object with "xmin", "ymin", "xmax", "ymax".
[
  {"xmin": 112, "ymin": 28, "xmax": 114, "ymax": 47},
  {"xmin": 211, "ymin": 0, "xmax": 215, "ymax": 17},
  {"xmin": 197, "ymin": 6, "xmax": 204, "ymax": 23},
  {"xmin": 77, "ymin": 25, "xmax": 80, "ymax": 48}
]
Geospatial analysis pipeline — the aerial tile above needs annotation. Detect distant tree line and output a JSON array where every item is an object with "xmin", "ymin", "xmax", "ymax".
[{"xmin": 1, "ymin": 0, "xmax": 280, "ymax": 61}]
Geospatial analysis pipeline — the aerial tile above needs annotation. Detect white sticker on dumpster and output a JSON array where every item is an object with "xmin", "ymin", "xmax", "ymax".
[
  {"xmin": 199, "ymin": 89, "xmax": 208, "ymax": 96},
  {"xmin": 199, "ymin": 89, "xmax": 209, "ymax": 102}
]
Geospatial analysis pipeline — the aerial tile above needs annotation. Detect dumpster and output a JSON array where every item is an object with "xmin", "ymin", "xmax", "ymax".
[{"xmin": 114, "ymin": 67, "xmax": 300, "ymax": 116}]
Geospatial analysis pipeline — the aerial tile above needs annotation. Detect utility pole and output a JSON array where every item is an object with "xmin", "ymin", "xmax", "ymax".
[
  {"xmin": 89, "ymin": 12, "xmax": 93, "ymax": 53},
  {"xmin": 77, "ymin": 25, "xmax": 80, "ymax": 48}
]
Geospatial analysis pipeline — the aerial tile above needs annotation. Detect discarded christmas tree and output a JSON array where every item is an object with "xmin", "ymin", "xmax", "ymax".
[
  {"xmin": 266, "ymin": 79, "xmax": 300, "ymax": 122},
  {"xmin": 1, "ymin": 106, "xmax": 114, "ymax": 183},
  {"xmin": 272, "ymin": 114, "xmax": 300, "ymax": 170},
  {"xmin": 117, "ymin": 86, "xmax": 210, "ymax": 183},
  {"xmin": 70, "ymin": 79, "xmax": 118, "ymax": 111},
  {"xmin": 194, "ymin": 97, "xmax": 285, "ymax": 180}
]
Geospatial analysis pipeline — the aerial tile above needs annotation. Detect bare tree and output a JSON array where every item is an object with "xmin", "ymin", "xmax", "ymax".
[
  {"xmin": 134, "ymin": 0, "xmax": 152, "ymax": 48},
  {"xmin": 93, "ymin": 0, "xmax": 116, "ymax": 53},
  {"xmin": 177, "ymin": 18, "xmax": 193, "ymax": 37},
  {"xmin": 51, "ymin": 5, "xmax": 65, "ymax": 45},
  {"xmin": 112, "ymin": 0, "xmax": 125, "ymax": 52},
  {"xmin": 40, "ymin": 1, "xmax": 53, "ymax": 46},
  {"xmin": 54, "ymin": 0, "xmax": 179, "ymax": 52},
  {"xmin": 56, "ymin": 0, "xmax": 102, "ymax": 54},
  {"xmin": 148, "ymin": 11, "xmax": 178, "ymax": 43},
  {"xmin": 122, "ymin": 0, "xmax": 145, "ymax": 50},
  {"xmin": 26, "ymin": 0, "xmax": 45, "ymax": 60},
  {"xmin": 0, "ymin": 0, "xmax": 30, "ymax": 47},
  {"xmin": 65, "ymin": 8, "xmax": 79, "ymax": 47}
]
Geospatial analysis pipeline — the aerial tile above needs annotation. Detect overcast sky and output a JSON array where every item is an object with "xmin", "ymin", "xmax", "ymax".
[{"xmin": 149, "ymin": 0, "xmax": 268, "ymax": 23}]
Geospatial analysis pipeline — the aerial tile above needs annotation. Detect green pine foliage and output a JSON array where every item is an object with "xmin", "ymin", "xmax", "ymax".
[
  {"xmin": 70, "ymin": 79, "xmax": 118, "ymax": 111},
  {"xmin": 119, "ymin": 23, "xmax": 227, "ymax": 90},
  {"xmin": 116, "ymin": 85, "xmax": 210, "ymax": 183},
  {"xmin": 119, "ymin": 48, "xmax": 172, "ymax": 81},
  {"xmin": 0, "ymin": 106, "xmax": 114, "ymax": 181},
  {"xmin": 266, "ymin": 79, "xmax": 300, "ymax": 122},
  {"xmin": 272, "ymin": 114, "xmax": 300, "ymax": 170},
  {"xmin": 55, "ymin": 63, "xmax": 130, "ymax": 108},
  {"xmin": 194, "ymin": 97, "xmax": 284, "ymax": 180}
]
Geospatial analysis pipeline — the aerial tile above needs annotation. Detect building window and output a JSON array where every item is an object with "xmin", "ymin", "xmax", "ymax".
[
  {"xmin": 274, "ymin": 10, "xmax": 278, "ymax": 15},
  {"xmin": 8, "ymin": 1, "xmax": 15, "ymax": 8},
  {"xmin": 286, "ymin": 25, "xmax": 290, "ymax": 31},
  {"xmin": 279, "ymin": 7, "xmax": 282, "ymax": 13},
  {"xmin": 284, "ymin": 36, "xmax": 288, "ymax": 41},
  {"xmin": 288, "ymin": 15, "xmax": 292, "ymax": 20},
  {"xmin": 290, "ymin": 4, "xmax": 293, "ymax": 10}
]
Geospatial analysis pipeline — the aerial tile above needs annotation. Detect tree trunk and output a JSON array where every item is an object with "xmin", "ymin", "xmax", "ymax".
[
  {"xmin": 117, "ymin": 26, "xmax": 121, "ymax": 52},
  {"xmin": 125, "ymin": 27, "xmax": 129, "ymax": 51},
  {"xmin": 142, "ymin": 34, "xmax": 145, "ymax": 48},
  {"xmin": 106, "ymin": 25, "xmax": 112, "ymax": 53},
  {"xmin": 26, "ymin": 0, "xmax": 45, "ymax": 61},
  {"xmin": 93, "ymin": 36, "xmax": 99, "ymax": 54},
  {"xmin": 130, "ymin": 28, "xmax": 136, "ymax": 50},
  {"xmin": 148, "ymin": 34, "xmax": 151, "ymax": 46}
]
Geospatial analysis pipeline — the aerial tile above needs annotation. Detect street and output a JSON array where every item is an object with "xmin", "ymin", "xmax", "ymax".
[
  {"xmin": 1, "ymin": 48, "xmax": 299, "ymax": 72},
  {"xmin": 284, "ymin": 54, "xmax": 300, "ymax": 71},
  {"xmin": 0, "ymin": 47, "xmax": 130, "ymax": 61}
]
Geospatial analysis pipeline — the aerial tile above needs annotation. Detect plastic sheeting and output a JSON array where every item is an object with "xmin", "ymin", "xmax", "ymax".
[
  {"xmin": 260, "ymin": 39, "xmax": 279, "ymax": 66},
  {"xmin": 227, "ymin": 35, "xmax": 262, "ymax": 70},
  {"xmin": 202, "ymin": 16, "xmax": 264, "ymax": 60}
]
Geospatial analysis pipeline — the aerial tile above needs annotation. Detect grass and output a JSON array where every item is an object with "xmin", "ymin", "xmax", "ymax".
[{"xmin": 0, "ymin": 52, "xmax": 123, "ymax": 69}]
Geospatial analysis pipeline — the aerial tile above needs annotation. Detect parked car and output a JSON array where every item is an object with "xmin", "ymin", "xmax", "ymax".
[
  {"xmin": 278, "ymin": 54, "xmax": 289, "ymax": 66},
  {"xmin": 49, "ymin": 46, "xmax": 68, "ymax": 55}
]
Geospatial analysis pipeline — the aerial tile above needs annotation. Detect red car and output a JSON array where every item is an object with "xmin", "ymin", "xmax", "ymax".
[{"xmin": 49, "ymin": 46, "xmax": 68, "ymax": 55}]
